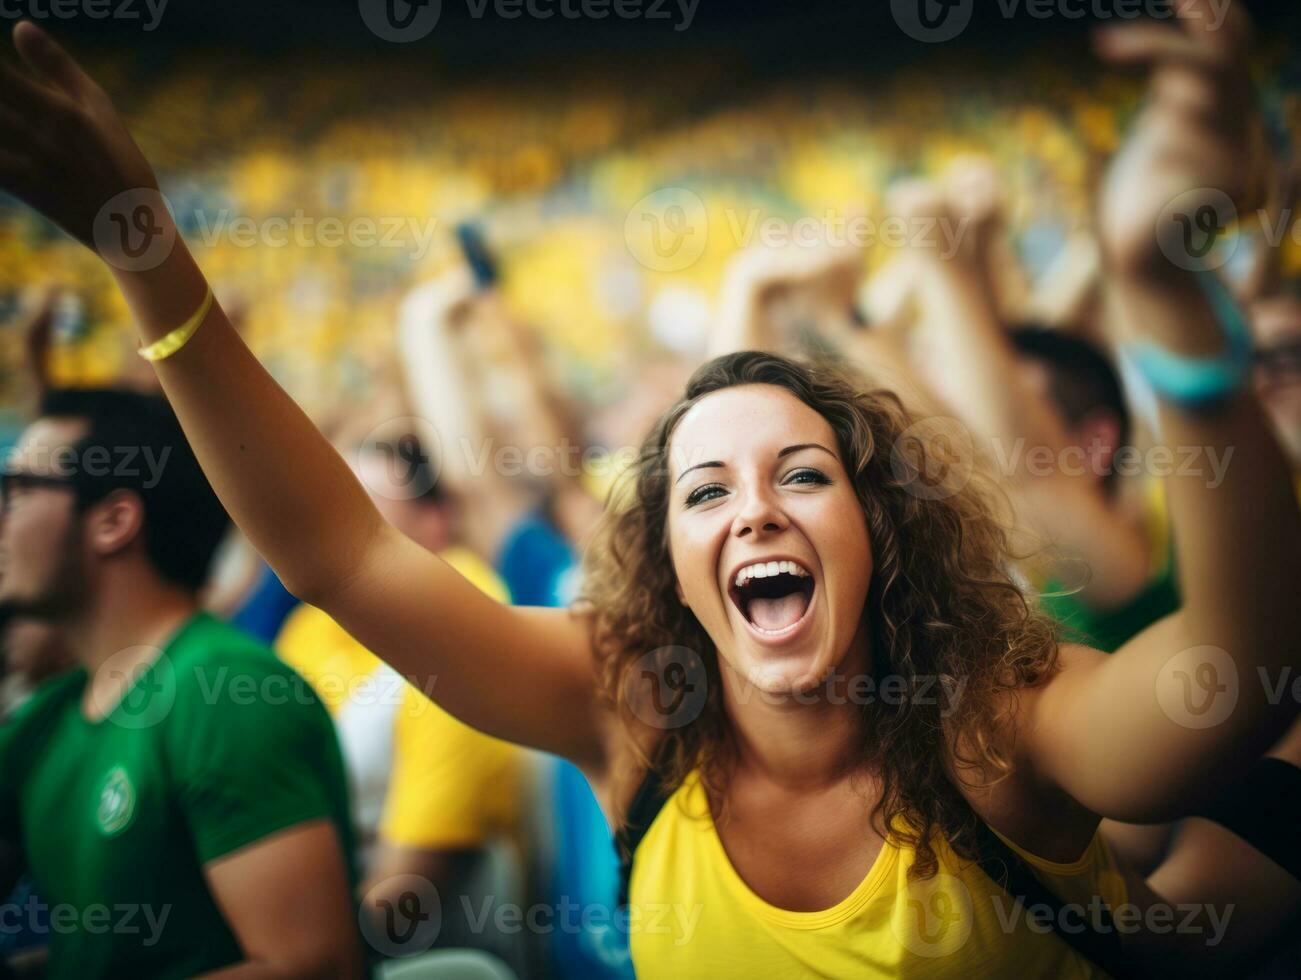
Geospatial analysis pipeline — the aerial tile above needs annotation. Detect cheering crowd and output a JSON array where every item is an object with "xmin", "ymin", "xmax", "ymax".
[{"xmin": 1, "ymin": 0, "xmax": 1300, "ymax": 977}]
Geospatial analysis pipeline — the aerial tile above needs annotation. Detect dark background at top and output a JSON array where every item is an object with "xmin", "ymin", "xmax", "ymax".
[{"xmin": 15, "ymin": 0, "xmax": 1301, "ymax": 71}]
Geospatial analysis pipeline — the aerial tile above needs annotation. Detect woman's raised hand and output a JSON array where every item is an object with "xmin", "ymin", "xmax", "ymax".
[{"xmin": 0, "ymin": 22, "xmax": 159, "ymax": 253}]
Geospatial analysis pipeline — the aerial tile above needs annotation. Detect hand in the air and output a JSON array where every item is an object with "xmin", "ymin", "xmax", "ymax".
[
  {"xmin": 1095, "ymin": 0, "xmax": 1266, "ymax": 277},
  {"xmin": 0, "ymin": 22, "xmax": 159, "ymax": 253}
]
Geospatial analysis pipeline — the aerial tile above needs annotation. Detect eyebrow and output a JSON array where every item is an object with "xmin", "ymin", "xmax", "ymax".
[
  {"xmin": 778, "ymin": 443, "xmax": 836, "ymax": 460},
  {"xmin": 673, "ymin": 443, "xmax": 836, "ymax": 486}
]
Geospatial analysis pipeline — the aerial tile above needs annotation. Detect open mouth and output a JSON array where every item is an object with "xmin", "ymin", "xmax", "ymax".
[{"xmin": 729, "ymin": 559, "xmax": 816, "ymax": 636}]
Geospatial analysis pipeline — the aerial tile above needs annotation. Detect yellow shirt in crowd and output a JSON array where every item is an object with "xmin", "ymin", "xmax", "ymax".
[{"xmin": 276, "ymin": 547, "xmax": 522, "ymax": 854}]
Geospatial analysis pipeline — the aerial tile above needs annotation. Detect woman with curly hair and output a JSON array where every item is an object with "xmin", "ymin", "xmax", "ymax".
[{"xmin": 0, "ymin": 1, "xmax": 1295, "ymax": 976}]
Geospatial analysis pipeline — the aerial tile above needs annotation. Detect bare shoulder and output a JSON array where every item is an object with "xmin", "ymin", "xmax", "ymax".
[
  {"xmin": 1055, "ymin": 641, "xmax": 1109, "ymax": 670},
  {"xmin": 997, "ymin": 641, "xmax": 1109, "ymax": 773},
  {"xmin": 1013, "ymin": 642, "xmax": 1109, "ymax": 718},
  {"xmin": 953, "ymin": 642, "xmax": 1111, "ymax": 859}
]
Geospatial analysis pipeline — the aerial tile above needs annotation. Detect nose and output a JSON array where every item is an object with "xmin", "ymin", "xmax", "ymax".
[{"xmin": 731, "ymin": 480, "xmax": 789, "ymax": 539}]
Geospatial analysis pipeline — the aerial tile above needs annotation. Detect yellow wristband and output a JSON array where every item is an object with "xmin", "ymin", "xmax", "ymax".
[{"xmin": 137, "ymin": 288, "xmax": 215, "ymax": 362}]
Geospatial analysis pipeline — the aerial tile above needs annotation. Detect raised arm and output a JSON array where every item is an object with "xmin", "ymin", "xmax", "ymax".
[
  {"xmin": 707, "ymin": 242, "xmax": 862, "ymax": 359},
  {"xmin": 1026, "ymin": 0, "xmax": 1301, "ymax": 821},
  {"xmin": 396, "ymin": 269, "xmax": 534, "ymax": 559},
  {"xmin": 397, "ymin": 262, "xmax": 594, "ymax": 558},
  {"xmin": 889, "ymin": 175, "xmax": 1151, "ymax": 608},
  {"xmin": 12, "ymin": 286, "xmax": 56, "ymax": 417},
  {"xmin": 0, "ymin": 22, "xmax": 605, "ymax": 767}
]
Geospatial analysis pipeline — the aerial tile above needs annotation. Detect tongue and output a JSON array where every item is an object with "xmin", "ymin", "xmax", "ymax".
[{"xmin": 748, "ymin": 591, "xmax": 809, "ymax": 632}]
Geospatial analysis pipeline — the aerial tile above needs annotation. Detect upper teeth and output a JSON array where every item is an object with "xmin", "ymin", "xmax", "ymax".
[{"xmin": 734, "ymin": 560, "xmax": 810, "ymax": 589}]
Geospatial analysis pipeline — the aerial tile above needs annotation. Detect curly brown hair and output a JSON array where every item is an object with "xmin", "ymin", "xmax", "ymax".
[{"xmin": 582, "ymin": 350, "xmax": 1060, "ymax": 878}]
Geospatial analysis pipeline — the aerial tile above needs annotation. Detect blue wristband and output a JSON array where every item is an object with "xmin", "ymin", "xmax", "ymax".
[{"xmin": 1125, "ymin": 273, "xmax": 1252, "ymax": 411}]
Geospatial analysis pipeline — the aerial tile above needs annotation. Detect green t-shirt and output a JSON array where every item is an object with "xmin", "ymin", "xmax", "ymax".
[
  {"xmin": 0, "ymin": 612, "xmax": 356, "ymax": 979},
  {"xmin": 1039, "ymin": 545, "xmax": 1181, "ymax": 654}
]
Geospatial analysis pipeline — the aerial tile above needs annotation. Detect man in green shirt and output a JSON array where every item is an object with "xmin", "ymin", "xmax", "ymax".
[{"xmin": 0, "ymin": 388, "xmax": 362, "ymax": 978}]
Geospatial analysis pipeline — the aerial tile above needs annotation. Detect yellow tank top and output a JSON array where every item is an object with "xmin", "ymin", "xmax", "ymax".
[{"xmin": 628, "ymin": 771, "xmax": 1128, "ymax": 979}]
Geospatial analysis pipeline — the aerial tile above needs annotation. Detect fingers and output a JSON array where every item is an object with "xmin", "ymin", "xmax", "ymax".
[
  {"xmin": 1172, "ymin": 0, "xmax": 1249, "ymax": 47},
  {"xmin": 942, "ymin": 156, "xmax": 1004, "ymax": 226},
  {"xmin": 885, "ymin": 178, "xmax": 949, "ymax": 224},
  {"xmin": 1095, "ymin": 0, "xmax": 1250, "ymax": 70},
  {"xmin": 0, "ymin": 146, "xmax": 34, "ymax": 187},
  {"xmin": 13, "ymin": 21, "xmax": 93, "ymax": 99},
  {"xmin": 1094, "ymin": 21, "xmax": 1219, "ymax": 71},
  {"xmin": 0, "ymin": 62, "xmax": 52, "ymax": 189},
  {"xmin": 723, "ymin": 239, "xmax": 860, "ymax": 298},
  {"xmin": 0, "ymin": 92, "xmax": 27, "ymax": 133},
  {"xmin": 0, "ymin": 55, "xmax": 57, "ymax": 116},
  {"xmin": 1096, "ymin": 6, "xmax": 1254, "ymax": 129}
]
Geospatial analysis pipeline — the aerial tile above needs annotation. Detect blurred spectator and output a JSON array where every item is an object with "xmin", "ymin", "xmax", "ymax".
[
  {"xmin": 276, "ymin": 431, "xmax": 527, "ymax": 964},
  {"xmin": 397, "ymin": 267, "xmax": 632, "ymax": 978},
  {"xmin": 1010, "ymin": 326, "xmax": 1181, "ymax": 652},
  {"xmin": 0, "ymin": 617, "xmax": 71, "ymax": 970},
  {"xmin": 0, "ymin": 388, "xmax": 360, "ymax": 978},
  {"xmin": 397, "ymin": 265, "xmax": 601, "ymax": 583}
]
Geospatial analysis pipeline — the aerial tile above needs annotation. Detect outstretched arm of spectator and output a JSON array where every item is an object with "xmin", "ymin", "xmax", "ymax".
[
  {"xmin": 1025, "ymin": 0, "xmax": 1301, "ymax": 822},
  {"xmin": 708, "ymin": 242, "xmax": 862, "ymax": 359},
  {"xmin": 396, "ymin": 267, "xmax": 536, "ymax": 559},
  {"xmin": 891, "ymin": 176, "xmax": 1152, "ymax": 608},
  {"xmin": 13, "ymin": 287, "xmax": 56, "ymax": 418}
]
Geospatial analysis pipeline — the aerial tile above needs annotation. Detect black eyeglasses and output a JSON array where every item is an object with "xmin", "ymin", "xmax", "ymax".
[
  {"xmin": 0, "ymin": 469, "xmax": 79, "ymax": 513},
  {"xmin": 1254, "ymin": 341, "xmax": 1301, "ymax": 383}
]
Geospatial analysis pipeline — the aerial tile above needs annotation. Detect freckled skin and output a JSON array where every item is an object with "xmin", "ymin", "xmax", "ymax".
[{"xmin": 667, "ymin": 384, "xmax": 874, "ymax": 697}]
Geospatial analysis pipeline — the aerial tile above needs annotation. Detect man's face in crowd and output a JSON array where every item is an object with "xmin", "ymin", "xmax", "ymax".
[
  {"xmin": 0, "ymin": 417, "xmax": 92, "ymax": 620},
  {"xmin": 1015, "ymin": 357, "xmax": 1121, "ymax": 489}
]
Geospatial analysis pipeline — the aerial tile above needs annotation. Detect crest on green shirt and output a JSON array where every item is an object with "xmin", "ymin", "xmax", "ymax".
[{"xmin": 96, "ymin": 765, "xmax": 136, "ymax": 836}]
